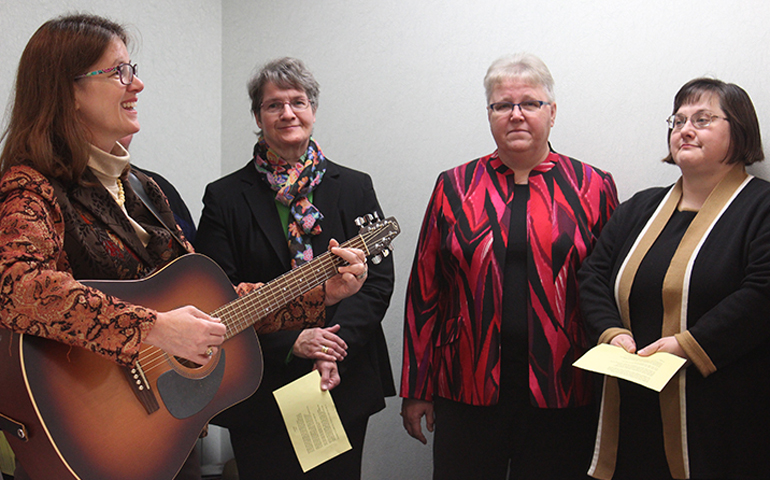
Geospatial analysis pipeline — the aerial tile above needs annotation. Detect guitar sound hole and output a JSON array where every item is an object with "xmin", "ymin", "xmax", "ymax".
[{"xmin": 175, "ymin": 357, "xmax": 203, "ymax": 369}]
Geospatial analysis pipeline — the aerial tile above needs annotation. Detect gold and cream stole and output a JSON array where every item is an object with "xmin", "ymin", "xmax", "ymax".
[{"xmin": 591, "ymin": 163, "xmax": 751, "ymax": 480}]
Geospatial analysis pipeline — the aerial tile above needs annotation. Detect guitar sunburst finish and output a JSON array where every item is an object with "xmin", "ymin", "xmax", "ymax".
[
  {"xmin": 1, "ymin": 255, "xmax": 260, "ymax": 480},
  {"xmin": 0, "ymin": 216, "xmax": 399, "ymax": 480}
]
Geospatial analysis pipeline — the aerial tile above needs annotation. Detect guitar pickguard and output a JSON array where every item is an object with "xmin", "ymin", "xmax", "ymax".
[{"xmin": 156, "ymin": 350, "xmax": 227, "ymax": 419}]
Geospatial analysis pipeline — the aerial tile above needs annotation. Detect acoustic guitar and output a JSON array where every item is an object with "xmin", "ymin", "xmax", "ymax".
[{"xmin": 0, "ymin": 215, "xmax": 399, "ymax": 480}]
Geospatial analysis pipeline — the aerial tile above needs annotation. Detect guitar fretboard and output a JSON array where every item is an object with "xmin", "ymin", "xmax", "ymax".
[{"xmin": 212, "ymin": 235, "xmax": 370, "ymax": 340}]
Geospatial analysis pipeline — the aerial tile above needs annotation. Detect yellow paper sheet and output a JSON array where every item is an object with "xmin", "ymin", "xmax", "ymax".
[
  {"xmin": 273, "ymin": 370, "xmax": 351, "ymax": 472},
  {"xmin": 0, "ymin": 432, "xmax": 15, "ymax": 475},
  {"xmin": 573, "ymin": 343, "xmax": 687, "ymax": 392}
]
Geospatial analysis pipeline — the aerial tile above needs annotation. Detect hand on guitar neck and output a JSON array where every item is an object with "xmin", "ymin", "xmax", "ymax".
[{"xmin": 324, "ymin": 238, "xmax": 369, "ymax": 306}]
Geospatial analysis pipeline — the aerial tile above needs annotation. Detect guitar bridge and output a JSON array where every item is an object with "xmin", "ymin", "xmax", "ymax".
[{"xmin": 122, "ymin": 361, "xmax": 160, "ymax": 415}]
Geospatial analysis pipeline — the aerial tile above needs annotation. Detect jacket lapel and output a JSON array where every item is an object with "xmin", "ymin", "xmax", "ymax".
[
  {"xmin": 240, "ymin": 163, "xmax": 293, "ymax": 271},
  {"xmin": 312, "ymin": 161, "xmax": 341, "ymax": 253},
  {"xmin": 71, "ymin": 170, "xmax": 154, "ymax": 265}
]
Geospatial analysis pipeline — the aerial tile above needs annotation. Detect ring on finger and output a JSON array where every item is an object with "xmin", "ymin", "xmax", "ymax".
[
  {"xmin": 356, "ymin": 267, "xmax": 368, "ymax": 280},
  {"xmin": 321, "ymin": 345, "xmax": 329, "ymax": 354},
  {"xmin": 206, "ymin": 347, "xmax": 214, "ymax": 357}
]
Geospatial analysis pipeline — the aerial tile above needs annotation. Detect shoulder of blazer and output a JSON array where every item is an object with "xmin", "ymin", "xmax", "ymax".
[
  {"xmin": 205, "ymin": 161, "xmax": 262, "ymax": 193},
  {"xmin": 322, "ymin": 160, "xmax": 377, "ymax": 194},
  {"xmin": 622, "ymin": 185, "xmax": 671, "ymax": 213},
  {"xmin": 606, "ymin": 185, "xmax": 671, "ymax": 237}
]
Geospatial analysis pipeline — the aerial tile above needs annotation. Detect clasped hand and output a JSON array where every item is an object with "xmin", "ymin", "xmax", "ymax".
[{"xmin": 294, "ymin": 324, "xmax": 348, "ymax": 391}]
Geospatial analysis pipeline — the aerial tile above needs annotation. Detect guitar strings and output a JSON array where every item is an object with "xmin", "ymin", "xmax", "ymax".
[
  {"xmin": 217, "ymin": 233, "xmax": 370, "ymax": 338},
  {"xmin": 135, "ymin": 249, "xmax": 347, "ymax": 373},
  {"xmin": 134, "ymin": 227, "xmax": 387, "ymax": 375}
]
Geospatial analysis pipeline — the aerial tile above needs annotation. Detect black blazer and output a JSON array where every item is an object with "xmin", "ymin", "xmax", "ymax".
[{"xmin": 196, "ymin": 159, "xmax": 396, "ymax": 429}]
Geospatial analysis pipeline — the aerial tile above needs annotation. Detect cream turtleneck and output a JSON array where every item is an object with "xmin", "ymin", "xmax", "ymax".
[{"xmin": 88, "ymin": 142, "xmax": 151, "ymax": 246}]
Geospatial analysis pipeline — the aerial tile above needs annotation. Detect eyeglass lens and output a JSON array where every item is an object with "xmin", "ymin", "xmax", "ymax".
[
  {"xmin": 262, "ymin": 99, "xmax": 311, "ymax": 114},
  {"xmin": 489, "ymin": 101, "xmax": 547, "ymax": 115},
  {"xmin": 119, "ymin": 64, "xmax": 137, "ymax": 85},
  {"xmin": 668, "ymin": 112, "xmax": 716, "ymax": 130}
]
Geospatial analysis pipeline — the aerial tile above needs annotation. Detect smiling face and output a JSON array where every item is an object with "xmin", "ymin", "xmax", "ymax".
[
  {"xmin": 669, "ymin": 94, "xmax": 732, "ymax": 178},
  {"xmin": 74, "ymin": 37, "xmax": 143, "ymax": 153},
  {"xmin": 256, "ymin": 82, "xmax": 316, "ymax": 164},
  {"xmin": 487, "ymin": 79, "xmax": 556, "ymax": 170}
]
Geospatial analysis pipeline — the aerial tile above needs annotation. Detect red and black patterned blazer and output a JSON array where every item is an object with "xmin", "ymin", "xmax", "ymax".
[{"xmin": 401, "ymin": 151, "xmax": 617, "ymax": 407}]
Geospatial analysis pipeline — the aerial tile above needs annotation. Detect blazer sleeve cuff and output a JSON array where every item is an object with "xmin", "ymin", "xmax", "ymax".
[
  {"xmin": 675, "ymin": 331, "xmax": 716, "ymax": 377},
  {"xmin": 598, "ymin": 327, "xmax": 633, "ymax": 345}
]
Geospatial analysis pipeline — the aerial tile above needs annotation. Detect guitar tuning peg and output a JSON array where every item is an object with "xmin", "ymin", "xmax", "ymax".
[
  {"xmin": 371, "ymin": 255, "xmax": 382, "ymax": 265},
  {"xmin": 355, "ymin": 217, "xmax": 365, "ymax": 227},
  {"xmin": 381, "ymin": 249, "xmax": 390, "ymax": 258},
  {"xmin": 365, "ymin": 214, "xmax": 374, "ymax": 223},
  {"xmin": 372, "ymin": 211, "xmax": 381, "ymax": 221}
]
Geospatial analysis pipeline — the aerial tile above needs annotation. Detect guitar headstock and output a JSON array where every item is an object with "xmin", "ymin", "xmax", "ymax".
[{"xmin": 355, "ymin": 213, "xmax": 400, "ymax": 265}]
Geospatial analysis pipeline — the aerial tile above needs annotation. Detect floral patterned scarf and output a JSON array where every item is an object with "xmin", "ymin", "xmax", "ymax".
[{"xmin": 253, "ymin": 137, "xmax": 327, "ymax": 267}]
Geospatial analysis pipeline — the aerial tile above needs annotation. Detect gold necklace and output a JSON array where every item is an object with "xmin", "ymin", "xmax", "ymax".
[{"xmin": 115, "ymin": 179, "xmax": 126, "ymax": 207}]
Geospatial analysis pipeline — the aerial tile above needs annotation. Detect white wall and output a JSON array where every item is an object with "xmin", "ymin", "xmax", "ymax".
[
  {"xmin": 0, "ymin": 0, "xmax": 222, "ymax": 222},
  {"xmin": 4, "ymin": 1, "xmax": 770, "ymax": 479}
]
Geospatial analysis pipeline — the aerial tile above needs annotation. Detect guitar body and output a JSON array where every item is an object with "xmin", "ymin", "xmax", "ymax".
[{"xmin": 0, "ymin": 254, "xmax": 263, "ymax": 480}]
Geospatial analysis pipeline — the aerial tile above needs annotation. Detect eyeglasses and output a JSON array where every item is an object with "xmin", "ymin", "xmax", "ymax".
[
  {"xmin": 75, "ymin": 62, "xmax": 138, "ymax": 86},
  {"xmin": 488, "ymin": 100, "xmax": 551, "ymax": 115},
  {"xmin": 260, "ymin": 98, "xmax": 312, "ymax": 115},
  {"xmin": 666, "ymin": 112, "xmax": 728, "ymax": 131}
]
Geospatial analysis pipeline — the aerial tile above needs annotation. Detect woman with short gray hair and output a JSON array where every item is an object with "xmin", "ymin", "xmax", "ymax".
[
  {"xmin": 248, "ymin": 57, "xmax": 320, "ymax": 117},
  {"xmin": 197, "ymin": 57, "xmax": 395, "ymax": 480},
  {"xmin": 401, "ymin": 53, "xmax": 618, "ymax": 479}
]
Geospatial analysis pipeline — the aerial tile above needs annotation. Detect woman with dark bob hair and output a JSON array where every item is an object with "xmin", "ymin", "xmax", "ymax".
[
  {"xmin": 579, "ymin": 77, "xmax": 770, "ymax": 479},
  {"xmin": 0, "ymin": 14, "xmax": 367, "ymax": 480}
]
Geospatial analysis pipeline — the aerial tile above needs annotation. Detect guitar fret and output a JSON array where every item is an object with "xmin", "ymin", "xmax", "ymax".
[{"xmin": 211, "ymin": 222, "xmax": 395, "ymax": 341}]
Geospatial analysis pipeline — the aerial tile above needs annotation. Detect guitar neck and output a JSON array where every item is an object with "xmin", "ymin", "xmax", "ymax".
[{"xmin": 213, "ymin": 235, "xmax": 368, "ymax": 339}]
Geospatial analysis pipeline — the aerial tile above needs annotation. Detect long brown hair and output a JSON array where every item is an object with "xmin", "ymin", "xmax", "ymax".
[{"xmin": 0, "ymin": 13, "xmax": 129, "ymax": 185}]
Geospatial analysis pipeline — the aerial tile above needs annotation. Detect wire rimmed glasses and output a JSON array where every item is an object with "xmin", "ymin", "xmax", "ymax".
[
  {"xmin": 488, "ymin": 100, "xmax": 551, "ymax": 116},
  {"xmin": 260, "ymin": 98, "xmax": 312, "ymax": 115},
  {"xmin": 666, "ymin": 112, "xmax": 728, "ymax": 131}
]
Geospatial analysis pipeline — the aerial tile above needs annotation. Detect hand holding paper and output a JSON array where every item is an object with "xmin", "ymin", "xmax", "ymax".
[
  {"xmin": 273, "ymin": 370, "xmax": 352, "ymax": 473},
  {"xmin": 573, "ymin": 343, "xmax": 687, "ymax": 392}
]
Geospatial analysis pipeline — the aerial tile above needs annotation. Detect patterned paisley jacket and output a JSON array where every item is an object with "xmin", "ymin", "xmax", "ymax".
[
  {"xmin": 0, "ymin": 165, "xmax": 324, "ymax": 368},
  {"xmin": 401, "ymin": 151, "xmax": 617, "ymax": 407}
]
